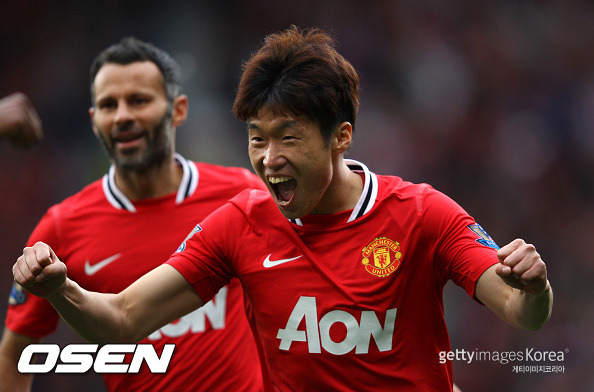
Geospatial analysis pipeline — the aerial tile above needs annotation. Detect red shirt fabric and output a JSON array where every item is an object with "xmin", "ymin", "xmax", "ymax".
[
  {"xmin": 6, "ymin": 155, "xmax": 265, "ymax": 392},
  {"xmin": 167, "ymin": 160, "xmax": 499, "ymax": 392}
]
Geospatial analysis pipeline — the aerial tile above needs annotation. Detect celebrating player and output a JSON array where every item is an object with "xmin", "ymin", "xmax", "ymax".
[
  {"xmin": 12, "ymin": 27, "xmax": 552, "ymax": 391},
  {"xmin": 1, "ymin": 38, "xmax": 263, "ymax": 392},
  {"xmin": 0, "ymin": 92, "xmax": 43, "ymax": 148}
]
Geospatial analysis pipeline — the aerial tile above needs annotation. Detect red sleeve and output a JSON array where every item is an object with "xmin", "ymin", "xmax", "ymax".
[
  {"xmin": 5, "ymin": 208, "xmax": 61, "ymax": 338},
  {"xmin": 421, "ymin": 187, "xmax": 499, "ymax": 300},
  {"xmin": 247, "ymin": 170, "xmax": 267, "ymax": 191},
  {"xmin": 166, "ymin": 201, "xmax": 249, "ymax": 304}
]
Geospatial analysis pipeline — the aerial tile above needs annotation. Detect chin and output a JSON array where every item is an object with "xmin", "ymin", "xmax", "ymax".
[{"xmin": 276, "ymin": 205, "xmax": 302, "ymax": 220}]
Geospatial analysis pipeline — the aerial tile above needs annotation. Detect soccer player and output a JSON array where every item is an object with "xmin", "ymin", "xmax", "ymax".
[
  {"xmin": 0, "ymin": 92, "xmax": 43, "ymax": 148},
  {"xmin": 1, "ymin": 38, "xmax": 264, "ymax": 392},
  {"xmin": 12, "ymin": 27, "xmax": 553, "ymax": 392}
]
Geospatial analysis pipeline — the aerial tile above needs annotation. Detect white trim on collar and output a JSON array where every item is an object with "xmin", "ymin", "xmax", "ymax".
[
  {"xmin": 175, "ymin": 153, "xmax": 199, "ymax": 204},
  {"xmin": 345, "ymin": 159, "xmax": 378, "ymax": 223},
  {"xmin": 289, "ymin": 159, "xmax": 378, "ymax": 226},
  {"xmin": 102, "ymin": 153, "xmax": 198, "ymax": 212}
]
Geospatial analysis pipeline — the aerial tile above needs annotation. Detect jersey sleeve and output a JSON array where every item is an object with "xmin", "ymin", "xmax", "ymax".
[
  {"xmin": 420, "ymin": 186, "xmax": 499, "ymax": 300},
  {"xmin": 5, "ymin": 208, "xmax": 61, "ymax": 338},
  {"xmin": 247, "ymin": 170, "xmax": 267, "ymax": 191},
  {"xmin": 166, "ymin": 201, "xmax": 249, "ymax": 304}
]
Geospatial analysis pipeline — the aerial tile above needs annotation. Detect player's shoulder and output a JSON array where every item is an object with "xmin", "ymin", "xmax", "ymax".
[
  {"xmin": 227, "ymin": 188, "xmax": 274, "ymax": 213},
  {"xmin": 375, "ymin": 173, "xmax": 455, "ymax": 214},
  {"xmin": 377, "ymin": 174, "xmax": 435, "ymax": 200},
  {"xmin": 228, "ymin": 188, "xmax": 271, "ymax": 204},
  {"xmin": 46, "ymin": 178, "xmax": 105, "ymax": 217},
  {"xmin": 194, "ymin": 161, "xmax": 255, "ymax": 178},
  {"xmin": 190, "ymin": 161, "xmax": 265, "ymax": 196},
  {"xmin": 197, "ymin": 189, "xmax": 274, "ymax": 228},
  {"xmin": 379, "ymin": 175, "xmax": 465, "ymax": 223},
  {"xmin": 193, "ymin": 161, "xmax": 260, "ymax": 185}
]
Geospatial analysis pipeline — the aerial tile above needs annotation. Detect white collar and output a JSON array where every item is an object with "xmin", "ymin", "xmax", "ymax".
[
  {"xmin": 102, "ymin": 153, "xmax": 198, "ymax": 212},
  {"xmin": 290, "ymin": 159, "xmax": 378, "ymax": 226}
]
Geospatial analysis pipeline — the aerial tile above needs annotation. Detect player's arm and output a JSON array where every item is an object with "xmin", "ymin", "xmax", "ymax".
[
  {"xmin": 475, "ymin": 239, "xmax": 553, "ymax": 330},
  {"xmin": 0, "ymin": 328, "xmax": 39, "ymax": 392},
  {"xmin": 0, "ymin": 92, "xmax": 43, "ymax": 147},
  {"xmin": 13, "ymin": 242, "xmax": 204, "ymax": 344}
]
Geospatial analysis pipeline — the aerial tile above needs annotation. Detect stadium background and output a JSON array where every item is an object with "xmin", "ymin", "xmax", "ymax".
[{"xmin": 0, "ymin": 0, "xmax": 592, "ymax": 390}]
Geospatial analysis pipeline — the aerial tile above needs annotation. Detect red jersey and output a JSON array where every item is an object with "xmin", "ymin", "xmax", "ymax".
[
  {"xmin": 167, "ymin": 160, "xmax": 500, "ymax": 392},
  {"xmin": 6, "ymin": 154, "xmax": 264, "ymax": 392}
]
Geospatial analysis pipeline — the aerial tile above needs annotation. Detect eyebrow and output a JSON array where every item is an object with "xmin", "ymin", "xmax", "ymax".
[{"xmin": 248, "ymin": 120, "xmax": 299, "ymax": 131}]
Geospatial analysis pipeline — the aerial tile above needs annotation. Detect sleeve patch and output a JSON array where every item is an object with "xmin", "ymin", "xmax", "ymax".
[
  {"xmin": 8, "ymin": 283, "xmax": 28, "ymax": 305},
  {"xmin": 176, "ymin": 224, "xmax": 203, "ymax": 253},
  {"xmin": 467, "ymin": 224, "xmax": 500, "ymax": 250}
]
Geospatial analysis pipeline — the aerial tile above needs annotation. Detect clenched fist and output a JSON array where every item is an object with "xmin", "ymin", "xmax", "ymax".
[{"xmin": 13, "ymin": 241, "xmax": 67, "ymax": 298}]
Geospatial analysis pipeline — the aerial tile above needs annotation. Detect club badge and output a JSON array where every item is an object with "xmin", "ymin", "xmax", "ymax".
[{"xmin": 361, "ymin": 237, "xmax": 402, "ymax": 277}]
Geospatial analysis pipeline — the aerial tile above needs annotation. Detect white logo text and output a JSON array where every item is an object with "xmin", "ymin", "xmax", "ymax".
[
  {"xmin": 277, "ymin": 296, "xmax": 397, "ymax": 355},
  {"xmin": 18, "ymin": 343, "xmax": 174, "ymax": 373}
]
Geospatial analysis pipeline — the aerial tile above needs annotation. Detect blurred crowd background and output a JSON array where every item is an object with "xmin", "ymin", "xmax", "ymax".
[{"xmin": 0, "ymin": 0, "xmax": 592, "ymax": 390}]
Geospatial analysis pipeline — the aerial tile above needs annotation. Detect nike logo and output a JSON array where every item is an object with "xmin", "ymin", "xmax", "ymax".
[
  {"xmin": 263, "ymin": 254, "xmax": 302, "ymax": 268},
  {"xmin": 84, "ymin": 254, "xmax": 121, "ymax": 275}
]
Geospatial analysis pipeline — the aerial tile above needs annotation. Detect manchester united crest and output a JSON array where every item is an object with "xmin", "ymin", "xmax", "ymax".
[{"xmin": 361, "ymin": 237, "xmax": 402, "ymax": 277}]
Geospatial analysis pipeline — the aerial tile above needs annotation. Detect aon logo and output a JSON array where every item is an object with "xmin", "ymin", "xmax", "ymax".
[
  {"xmin": 277, "ymin": 296, "xmax": 397, "ymax": 355},
  {"xmin": 148, "ymin": 286, "xmax": 227, "ymax": 340}
]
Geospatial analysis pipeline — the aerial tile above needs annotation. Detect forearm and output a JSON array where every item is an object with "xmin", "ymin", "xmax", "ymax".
[
  {"xmin": 46, "ymin": 278, "xmax": 134, "ymax": 344},
  {"xmin": 0, "ymin": 362, "xmax": 32, "ymax": 392},
  {"xmin": 0, "ymin": 329, "xmax": 37, "ymax": 392},
  {"xmin": 14, "ymin": 244, "xmax": 202, "ymax": 345},
  {"xmin": 477, "ymin": 264, "xmax": 553, "ymax": 331},
  {"xmin": 45, "ymin": 265, "xmax": 202, "ymax": 344},
  {"xmin": 505, "ymin": 280, "xmax": 553, "ymax": 331}
]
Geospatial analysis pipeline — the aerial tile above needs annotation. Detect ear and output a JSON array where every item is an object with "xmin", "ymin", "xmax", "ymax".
[
  {"xmin": 171, "ymin": 95, "xmax": 188, "ymax": 127},
  {"xmin": 89, "ymin": 107, "xmax": 99, "ymax": 137},
  {"xmin": 332, "ymin": 122, "xmax": 353, "ymax": 155}
]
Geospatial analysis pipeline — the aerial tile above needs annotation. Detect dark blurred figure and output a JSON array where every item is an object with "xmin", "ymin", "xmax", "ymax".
[{"xmin": 0, "ymin": 93, "xmax": 43, "ymax": 148}]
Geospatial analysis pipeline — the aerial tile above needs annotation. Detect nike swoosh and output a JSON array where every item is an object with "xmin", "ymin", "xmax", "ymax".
[
  {"xmin": 263, "ymin": 254, "xmax": 302, "ymax": 268},
  {"xmin": 84, "ymin": 254, "xmax": 121, "ymax": 275}
]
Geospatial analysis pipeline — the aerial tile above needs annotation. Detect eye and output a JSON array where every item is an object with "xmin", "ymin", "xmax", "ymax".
[
  {"xmin": 282, "ymin": 135, "xmax": 296, "ymax": 141},
  {"xmin": 250, "ymin": 136, "xmax": 264, "ymax": 143},
  {"xmin": 97, "ymin": 100, "xmax": 116, "ymax": 110},
  {"xmin": 131, "ymin": 97, "xmax": 149, "ymax": 106}
]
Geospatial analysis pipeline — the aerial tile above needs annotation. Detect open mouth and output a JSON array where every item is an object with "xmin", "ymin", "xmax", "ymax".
[{"xmin": 268, "ymin": 176, "xmax": 297, "ymax": 206}]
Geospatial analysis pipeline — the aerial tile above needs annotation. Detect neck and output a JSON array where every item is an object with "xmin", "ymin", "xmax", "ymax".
[
  {"xmin": 312, "ymin": 156, "xmax": 363, "ymax": 215},
  {"xmin": 113, "ymin": 156, "xmax": 183, "ymax": 200}
]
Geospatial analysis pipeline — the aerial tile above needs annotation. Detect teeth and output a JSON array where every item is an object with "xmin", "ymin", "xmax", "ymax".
[{"xmin": 268, "ymin": 176, "xmax": 292, "ymax": 184}]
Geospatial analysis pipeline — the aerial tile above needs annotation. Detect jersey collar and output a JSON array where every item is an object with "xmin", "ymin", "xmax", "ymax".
[
  {"xmin": 102, "ymin": 153, "xmax": 199, "ymax": 212},
  {"xmin": 290, "ymin": 159, "xmax": 378, "ymax": 226}
]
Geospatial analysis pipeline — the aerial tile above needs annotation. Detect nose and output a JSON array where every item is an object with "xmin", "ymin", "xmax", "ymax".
[
  {"xmin": 263, "ymin": 142, "xmax": 287, "ymax": 169},
  {"xmin": 114, "ymin": 102, "xmax": 133, "ymax": 125}
]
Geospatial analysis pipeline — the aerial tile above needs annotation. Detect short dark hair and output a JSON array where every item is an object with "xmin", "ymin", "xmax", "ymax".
[
  {"xmin": 233, "ymin": 25, "xmax": 360, "ymax": 143},
  {"xmin": 89, "ymin": 37, "xmax": 182, "ymax": 105}
]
